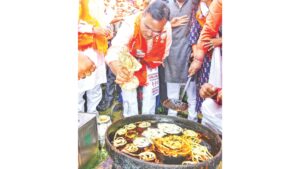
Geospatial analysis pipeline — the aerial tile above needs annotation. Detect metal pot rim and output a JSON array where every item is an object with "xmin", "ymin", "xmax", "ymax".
[{"xmin": 105, "ymin": 114, "xmax": 222, "ymax": 168}]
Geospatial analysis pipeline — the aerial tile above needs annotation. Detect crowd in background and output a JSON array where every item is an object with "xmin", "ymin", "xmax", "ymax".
[{"xmin": 78, "ymin": 0, "xmax": 222, "ymax": 135}]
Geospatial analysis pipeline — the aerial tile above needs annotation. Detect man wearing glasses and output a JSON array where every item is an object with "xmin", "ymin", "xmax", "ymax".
[{"xmin": 105, "ymin": 0, "xmax": 172, "ymax": 117}]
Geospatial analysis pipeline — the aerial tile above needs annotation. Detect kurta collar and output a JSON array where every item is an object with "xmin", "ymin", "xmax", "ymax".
[{"xmin": 173, "ymin": 0, "xmax": 189, "ymax": 8}]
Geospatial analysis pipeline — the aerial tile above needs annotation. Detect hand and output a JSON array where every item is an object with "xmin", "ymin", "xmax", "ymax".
[
  {"xmin": 93, "ymin": 26, "xmax": 112, "ymax": 38},
  {"xmin": 115, "ymin": 67, "xmax": 132, "ymax": 85},
  {"xmin": 199, "ymin": 83, "xmax": 218, "ymax": 99},
  {"xmin": 188, "ymin": 48, "xmax": 205, "ymax": 76},
  {"xmin": 110, "ymin": 16, "xmax": 124, "ymax": 24},
  {"xmin": 171, "ymin": 15, "xmax": 189, "ymax": 27},
  {"xmin": 188, "ymin": 60, "xmax": 202, "ymax": 76},
  {"xmin": 78, "ymin": 52, "xmax": 96, "ymax": 80},
  {"xmin": 203, "ymin": 37, "xmax": 222, "ymax": 51},
  {"xmin": 109, "ymin": 61, "xmax": 132, "ymax": 85}
]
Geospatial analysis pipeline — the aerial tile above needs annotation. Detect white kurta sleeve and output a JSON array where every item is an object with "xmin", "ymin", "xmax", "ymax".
[{"xmin": 105, "ymin": 15, "xmax": 135, "ymax": 64}]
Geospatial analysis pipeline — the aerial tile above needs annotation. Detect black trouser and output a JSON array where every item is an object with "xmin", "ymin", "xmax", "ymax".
[
  {"xmin": 158, "ymin": 65, "xmax": 168, "ymax": 102},
  {"xmin": 103, "ymin": 65, "xmax": 116, "ymax": 104}
]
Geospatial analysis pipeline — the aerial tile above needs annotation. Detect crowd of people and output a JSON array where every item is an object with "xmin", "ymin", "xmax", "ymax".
[{"xmin": 78, "ymin": 0, "xmax": 222, "ymax": 135}]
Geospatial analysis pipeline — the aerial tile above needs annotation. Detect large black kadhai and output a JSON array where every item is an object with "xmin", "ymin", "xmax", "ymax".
[{"xmin": 105, "ymin": 115, "xmax": 222, "ymax": 169}]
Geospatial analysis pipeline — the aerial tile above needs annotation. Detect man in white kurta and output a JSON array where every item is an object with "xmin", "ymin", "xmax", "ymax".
[
  {"xmin": 105, "ymin": 1, "xmax": 172, "ymax": 117},
  {"xmin": 78, "ymin": 0, "xmax": 110, "ymax": 113}
]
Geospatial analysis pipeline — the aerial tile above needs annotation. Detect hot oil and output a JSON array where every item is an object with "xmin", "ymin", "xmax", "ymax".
[{"xmin": 110, "ymin": 121, "xmax": 214, "ymax": 164}]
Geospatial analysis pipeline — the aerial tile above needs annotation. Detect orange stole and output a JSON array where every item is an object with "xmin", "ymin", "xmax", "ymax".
[
  {"xmin": 128, "ymin": 14, "xmax": 167, "ymax": 86},
  {"xmin": 196, "ymin": 10, "xmax": 206, "ymax": 27},
  {"xmin": 78, "ymin": 0, "xmax": 108, "ymax": 54}
]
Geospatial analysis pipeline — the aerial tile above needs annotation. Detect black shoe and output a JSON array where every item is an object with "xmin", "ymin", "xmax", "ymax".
[{"xmin": 96, "ymin": 100, "xmax": 113, "ymax": 111}]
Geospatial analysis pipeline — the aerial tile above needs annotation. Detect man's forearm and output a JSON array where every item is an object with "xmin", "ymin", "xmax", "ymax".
[{"xmin": 192, "ymin": 44, "xmax": 197, "ymax": 53}]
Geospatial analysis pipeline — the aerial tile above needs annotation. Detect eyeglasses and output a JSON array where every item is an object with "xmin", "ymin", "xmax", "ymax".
[{"xmin": 142, "ymin": 21, "xmax": 163, "ymax": 37}]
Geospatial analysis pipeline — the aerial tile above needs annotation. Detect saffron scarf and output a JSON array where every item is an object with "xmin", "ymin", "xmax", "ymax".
[
  {"xmin": 128, "ymin": 14, "xmax": 167, "ymax": 86},
  {"xmin": 196, "ymin": 2, "xmax": 210, "ymax": 27},
  {"xmin": 78, "ymin": 0, "xmax": 108, "ymax": 54},
  {"xmin": 196, "ymin": 10, "xmax": 206, "ymax": 27}
]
